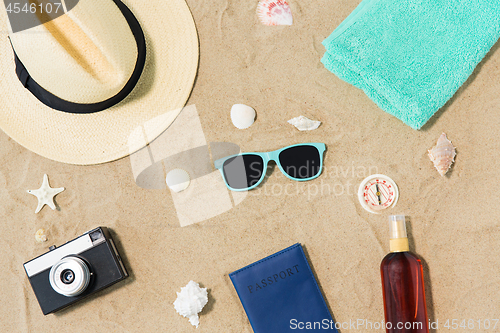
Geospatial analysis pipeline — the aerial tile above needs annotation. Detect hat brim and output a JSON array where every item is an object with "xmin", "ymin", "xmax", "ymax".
[{"xmin": 0, "ymin": 0, "xmax": 199, "ymax": 165}]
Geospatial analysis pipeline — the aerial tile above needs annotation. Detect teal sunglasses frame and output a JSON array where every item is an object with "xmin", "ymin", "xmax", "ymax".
[{"xmin": 214, "ymin": 143, "xmax": 326, "ymax": 191}]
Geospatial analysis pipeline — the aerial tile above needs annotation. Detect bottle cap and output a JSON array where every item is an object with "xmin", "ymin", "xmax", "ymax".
[
  {"xmin": 389, "ymin": 215, "xmax": 409, "ymax": 252},
  {"xmin": 389, "ymin": 215, "xmax": 407, "ymax": 239}
]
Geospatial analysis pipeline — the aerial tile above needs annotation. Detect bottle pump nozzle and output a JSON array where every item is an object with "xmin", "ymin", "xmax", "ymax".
[{"xmin": 389, "ymin": 215, "xmax": 409, "ymax": 252}]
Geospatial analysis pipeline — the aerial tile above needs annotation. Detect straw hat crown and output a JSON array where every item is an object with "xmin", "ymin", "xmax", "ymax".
[{"xmin": 9, "ymin": 0, "xmax": 139, "ymax": 104}]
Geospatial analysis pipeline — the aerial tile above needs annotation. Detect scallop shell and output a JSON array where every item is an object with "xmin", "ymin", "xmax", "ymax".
[
  {"xmin": 166, "ymin": 169, "xmax": 190, "ymax": 193},
  {"xmin": 288, "ymin": 116, "xmax": 321, "ymax": 131},
  {"xmin": 35, "ymin": 229, "xmax": 47, "ymax": 243},
  {"xmin": 231, "ymin": 104, "xmax": 256, "ymax": 129},
  {"xmin": 428, "ymin": 133, "xmax": 456, "ymax": 176},
  {"xmin": 257, "ymin": 0, "xmax": 293, "ymax": 26},
  {"xmin": 173, "ymin": 281, "xmax": 208, "ymax": 328}
]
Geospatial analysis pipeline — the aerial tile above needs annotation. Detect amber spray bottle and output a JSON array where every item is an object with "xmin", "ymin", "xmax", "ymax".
[{"xmin": 381, "ymin": 215, "xmax": 429, "ymax": 333}]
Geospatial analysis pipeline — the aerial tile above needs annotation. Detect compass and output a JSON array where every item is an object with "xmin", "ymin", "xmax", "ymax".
[{"xmin": 358, "ymin": 174, "xmax": 399, "ymax": 214}]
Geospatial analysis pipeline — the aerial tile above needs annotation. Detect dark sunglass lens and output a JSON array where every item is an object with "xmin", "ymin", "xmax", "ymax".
[
  {"xmin": 222, "ymin": 155, "xmax": 264, "ymax": 189},
  {"xmin": 278, "ymin": 145, "xmax": 321, "ymax": 179}
]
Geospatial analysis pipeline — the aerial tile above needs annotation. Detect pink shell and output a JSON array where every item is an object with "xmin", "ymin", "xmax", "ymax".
[
  {"xmin": 428, "ymin": 133, "xmax": 456, "ymax": 176},
  {"xmin": 257, "ymin": 0, "xmax": 293, "ymax": 26}
]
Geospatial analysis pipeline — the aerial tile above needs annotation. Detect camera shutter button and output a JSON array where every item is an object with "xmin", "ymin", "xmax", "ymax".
[{"xmin": 49, "ymin": 245, "xmax": 57, "ymax": 251}]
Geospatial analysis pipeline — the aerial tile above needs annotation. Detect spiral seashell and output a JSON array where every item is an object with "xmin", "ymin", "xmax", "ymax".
[
  {"xmin": 35, "ymin": 229, "xmax": 47, "ymax": 243},
  {"xmin": 173, "ymin": 281, "xmax": 208, "ymax": 328},
  {"xmin": 428, "ymin": 133, "xmax": 456, "ymax": 176},
  {"xmin": 175, "ymin": 298, "xmax": 204, "ymax": 316},
  {"xmin": 257, "ymin": 0, "xmax": 293, "ymax": 26}
]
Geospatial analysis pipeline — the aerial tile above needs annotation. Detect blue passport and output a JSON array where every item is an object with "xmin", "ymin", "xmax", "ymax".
[{"xmin": 229, "ymin": 244, "xmax": 338, "ymax": 332}]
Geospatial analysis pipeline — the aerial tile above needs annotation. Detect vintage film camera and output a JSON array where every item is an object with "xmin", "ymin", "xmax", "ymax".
[{"xmin": 23, "ymin": 227, "xmax": 128, "ymax": 315}]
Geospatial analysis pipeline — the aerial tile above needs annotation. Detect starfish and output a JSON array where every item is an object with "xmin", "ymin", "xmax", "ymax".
[{"xmin": 27, "ymin": 174, "xmax": 65, "ymax": 214}]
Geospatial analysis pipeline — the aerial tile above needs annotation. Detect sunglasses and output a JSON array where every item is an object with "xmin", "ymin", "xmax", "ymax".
[{"xmin": 214, "ymin": 143, "xmax": 326, "ymax": 191}]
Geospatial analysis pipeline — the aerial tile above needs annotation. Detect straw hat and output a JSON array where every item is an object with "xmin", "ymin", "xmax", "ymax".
[{"xmin": 0, "ymin": 0, "xmax": 199, "ymax": 165}]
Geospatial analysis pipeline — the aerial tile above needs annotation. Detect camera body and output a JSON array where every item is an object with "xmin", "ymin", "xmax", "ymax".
[{"xmin": 24, "ymin": 227, "xmax": 128, "ymax": 315}]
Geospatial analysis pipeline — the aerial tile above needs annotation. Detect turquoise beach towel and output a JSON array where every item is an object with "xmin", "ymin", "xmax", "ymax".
[{"xmin": 321, "ymin": 0, "xmax": 500, "ymax": 129}]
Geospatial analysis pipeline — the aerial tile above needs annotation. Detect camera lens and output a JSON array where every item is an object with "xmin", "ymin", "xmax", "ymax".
[
  {"xmin": 61, "ymin": 269, "xmax": 75, "ymax": 284},
  {"xmin": 49, "ymin": 257, "xmax": 91, "ymax": 297}
]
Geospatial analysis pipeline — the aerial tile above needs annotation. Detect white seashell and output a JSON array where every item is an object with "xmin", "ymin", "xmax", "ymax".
[
  {"xmin": 287, "ymin": 116, "xmax": 321, "ymax": 131},
  {"xmin": 231, "ymin": 104, "xmax": 256, "ymax": 129},
  {"xmin": 166, "ymin": 169, "xmax": 190, "ymax": 193},
  {"xmin": 35, "ymin": 229, "xmax": 47, "ymax": 243},
  {"xmin": 257, "ymin": 0, "xmax": 293, "ymax": 26},
  {"xmin": 174, "ymin": 281, "xmax": 208, "ymax": 328},
  {"xmin": 428, "ymin": 133, "xmax": 456, "ymax": 176}
]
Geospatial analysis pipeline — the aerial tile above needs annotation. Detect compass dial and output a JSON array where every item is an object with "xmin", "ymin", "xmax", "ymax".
[{"xmin": 358, "ymin": 175, "xmax": 399, "ymax": 214}]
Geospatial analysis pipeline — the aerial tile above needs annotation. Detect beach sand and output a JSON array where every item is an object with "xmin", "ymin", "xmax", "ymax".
[{"xmin": 1, "ymin": 0, "xmax": 500, "ymax": 332}]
